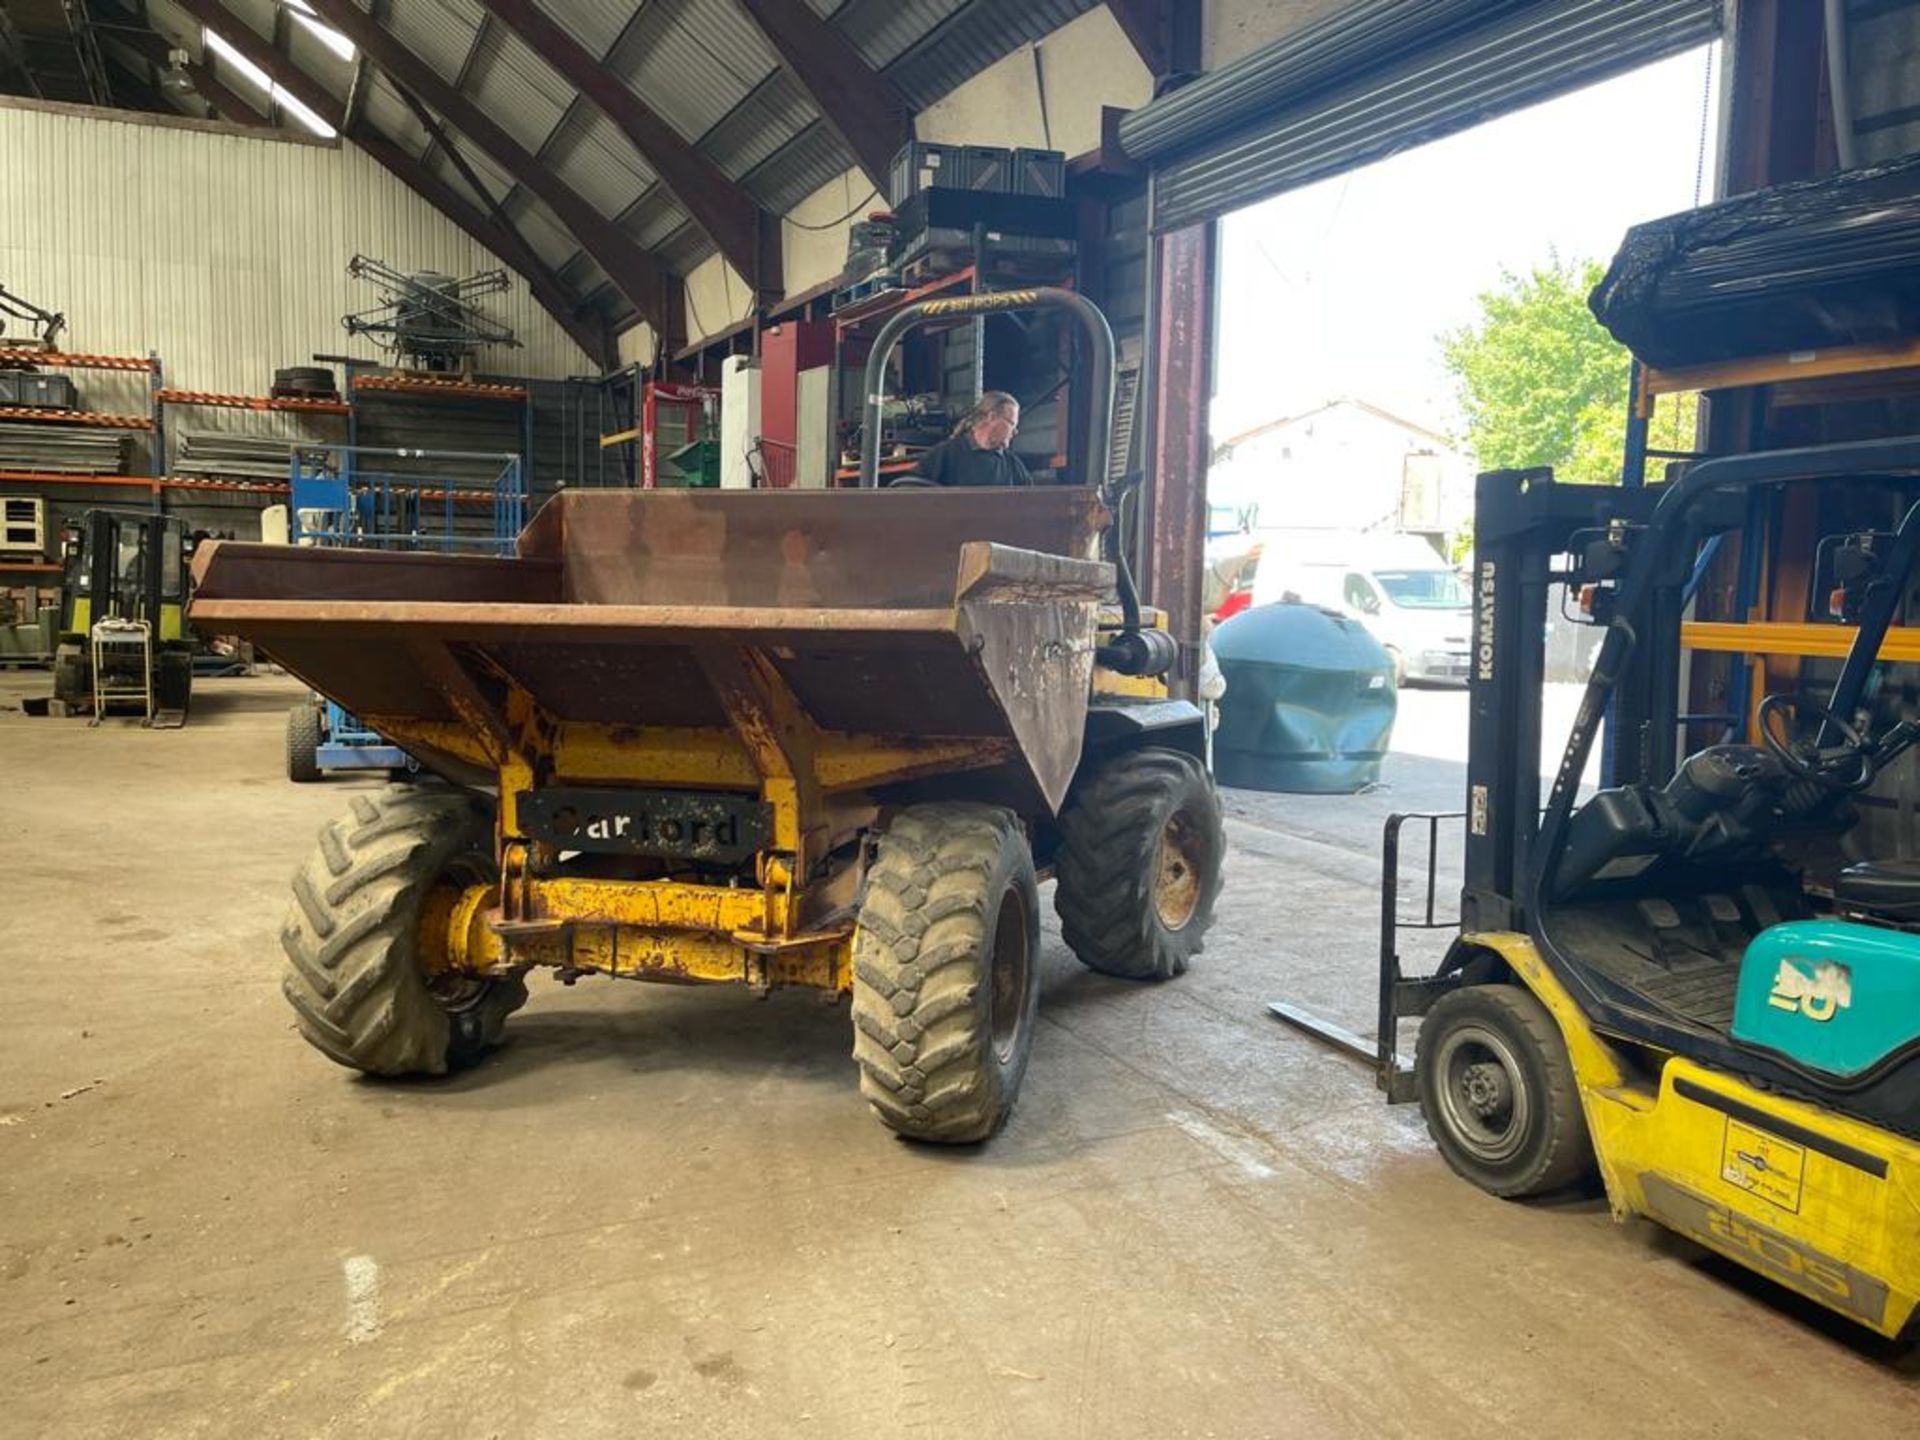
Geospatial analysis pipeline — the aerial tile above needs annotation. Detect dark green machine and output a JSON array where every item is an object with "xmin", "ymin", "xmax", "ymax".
[{"xmin": 51, "ymin": 508, "xmax": 193, "ymax": 725}]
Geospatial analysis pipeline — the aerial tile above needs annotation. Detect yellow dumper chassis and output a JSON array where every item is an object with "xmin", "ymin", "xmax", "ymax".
[{"xmin": 402, "ymin": 674, "xmax": 1014, "ymax": 996}]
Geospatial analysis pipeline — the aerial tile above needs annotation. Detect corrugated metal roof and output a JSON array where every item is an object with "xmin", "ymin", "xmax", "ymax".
[
  {"xmin": 536, "ymin": 0, "xmax": 639, "ymax": 61},
  {"xmin": 833, "ymin": 0, "xmax": 966, "ymax": 69},
  {"xmin": 608, "ymin": 0, "xmax": 779, "ymax": 144},
  {"xmin": 741, "ymin": 121, "xmax": 859, "ymax": 213},
  {"xmin": 467, "ymin": 23, "xmax": 575, "ymax": 154},
  {"xmin": 286, "ymin": 24, "xmax": 356, "ymax": 101},
  {"xmin": 144, "ymin": 0, "xmax": 1110, "ymax": 333},
  {"xmin": 558, "ymin": 252, "xmax": 600, "ymax": 291},
  {"xmin": 361, "ymin": 74, "xmax": 430, "ymax": 157},
  {"xmin": 622, "ymin": 188, "xmax": 692, "ymax": 250},
  {"xmin": 658, "ymin": 220, "xmax": 717, "ymax": 279},
  {"xmin": 215, "ymin": 0, "xmax": 280, "ymax": 46},
  {"xmin": 547, "ymin": 107, "xmax": 657, "ymax": 216},
  {"xmin": 499, "ymin": 190, "xmax": 584, "ymax": 273},
  {"xmin": 435, "ymin": 134, "xmax": 520, "ymax": 204},
  {"xmin": 883, "ymin": 0, "xmax": 1098, "ymax": 110},
  {"xmin": 699, "ymin": 68, "xmax": 817, "ymax": 180},
  {"xmin": 387, "ymin": 0, "xmax": 486, "ymax": 87}
]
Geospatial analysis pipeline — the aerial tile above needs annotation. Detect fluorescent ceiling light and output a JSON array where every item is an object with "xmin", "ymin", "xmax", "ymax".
[
  {"xmin": 202, "ymin": 26, "xmax": 338, "ymax": 138},
  {"xmin": 203, "ymin": 29, "xmax": 270, "ymax": 92},
  {"xmin": 277, "ymin": 88, "xmax": 337, "ymax": 138},
  {"xmin": 285, "ymin": 2, "xmax": 356, "ymax": 64}
]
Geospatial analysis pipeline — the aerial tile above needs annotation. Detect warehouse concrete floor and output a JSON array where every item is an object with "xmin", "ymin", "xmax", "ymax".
[{"xmin": 3, "ymin": 672, "xmax": 1914, "ymax": 1439}]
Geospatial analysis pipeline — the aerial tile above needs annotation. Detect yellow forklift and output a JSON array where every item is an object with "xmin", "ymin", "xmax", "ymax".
[
  {"xmin": 1284, "ymin": 439, "xmax": 1920, "ymax": 1338},
  {"xmin": 48, "ymin": 508, "xmax": 193, "ymax": 726}
]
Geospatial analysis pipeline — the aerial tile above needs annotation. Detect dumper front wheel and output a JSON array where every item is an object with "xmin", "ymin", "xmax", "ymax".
[
  {"xmin": 281, "ymin": 785, "xmax": 526, "ymax": 1077},
  {"xmin": 1055, "ymin": 747, "xmax": 1225, "ymax": 980},
  {"xmin": 852, "ymin": 805, "xmax": 1040, "ymax": 1143}
]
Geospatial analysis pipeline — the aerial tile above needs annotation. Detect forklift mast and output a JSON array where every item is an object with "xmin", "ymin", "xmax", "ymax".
[
  {"xmin": 1460, "ymin": 470, "xmax": 1664, "ymax": 934},
  {"xmin": 60, "ymin": 509, "xmax": 188, "ymax": 639}
]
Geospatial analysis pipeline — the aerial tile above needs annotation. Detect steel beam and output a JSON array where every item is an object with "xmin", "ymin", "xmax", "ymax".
[
  {"xmin": 733, "ymin": 0, "xmax": 909, "ymax": 199},
  {"xmin": 305, "ymin": 0, "xmax": 673, "ymax": 331},
  {"xmin": 1105, "ymin": 0, "xmax": 1202, "ymax": 77},
  {"xmin": 1140, "ymin": 218, "xmax": 1215, "ymax": 701},
  {"xmin": 476, "ymin": 0, "xmax": 779, "ymax": 299}
]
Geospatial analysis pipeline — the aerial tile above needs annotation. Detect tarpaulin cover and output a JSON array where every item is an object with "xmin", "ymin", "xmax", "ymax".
[{"xmin": 1589, "ymin": 153, "xmax": 1920, "ymax": 369}]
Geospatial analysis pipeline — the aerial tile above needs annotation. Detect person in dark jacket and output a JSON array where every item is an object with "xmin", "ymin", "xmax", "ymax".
[{"xmin": 910, "ymin": 390, "xmax": 1032, "ymax": 487}]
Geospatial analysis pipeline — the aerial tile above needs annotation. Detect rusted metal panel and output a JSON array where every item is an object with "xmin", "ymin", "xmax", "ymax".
[
  {"xmin": 957, "ymin": 548, "xmax": 1104, "ymax": 815},
  {"xmin": 188, "ymin": 490, "xmax": 1117, "ymax": 817},
  {"xmin": 190, "ymin": 540, "xmax": 562, "ymax": 604},
  {"xmin": 517, "ymin": 486, "xmax": 1105, "ymax": 608}
]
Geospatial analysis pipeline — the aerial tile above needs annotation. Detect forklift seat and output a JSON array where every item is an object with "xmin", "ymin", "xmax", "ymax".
[{"xmin": 1835, "ymin": 859, "xmax": 1920, "ymax": 924}]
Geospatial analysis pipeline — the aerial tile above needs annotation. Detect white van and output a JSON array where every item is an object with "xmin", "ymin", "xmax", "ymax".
[{"xmin": 1250, "ymin": 532, "xmax": 1471, "ymax": 685}]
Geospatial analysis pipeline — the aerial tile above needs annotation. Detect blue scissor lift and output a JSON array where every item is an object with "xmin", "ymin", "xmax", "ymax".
[{"xmin": 284, "ymin": 443, "xmax": 524, "ymax": 782}]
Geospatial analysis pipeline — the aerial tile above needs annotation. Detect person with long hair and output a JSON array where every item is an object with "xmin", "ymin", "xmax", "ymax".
[{"xmin": 909, "ymin": 390, "xmax": 1032, "ymax": 487}]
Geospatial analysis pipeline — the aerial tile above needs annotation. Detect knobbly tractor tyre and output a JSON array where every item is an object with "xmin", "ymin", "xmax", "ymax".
[
  {"xmin": 851, "ymin": 804, "xmax": 1041, "ymax": 1143},
  {"xmin": 281, "ymin": 785, "xmax": 526, "ymax": 1076},
  {"xmin": 1415, "ymin": 983, "xmax": 1595, "ymax": 1198},
  {"xmin": 286, "ymin": 703, "xmax": 322, "ymax": 783},
  {"xmin": 1055, "ymin": 746, "xmax": 1226, "ymax": 980}
]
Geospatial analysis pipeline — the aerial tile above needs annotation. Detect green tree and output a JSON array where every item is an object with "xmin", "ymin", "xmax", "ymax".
[{"xmin": 1441, "ymin": 257, "xmax": 1690, "ymax": 488}]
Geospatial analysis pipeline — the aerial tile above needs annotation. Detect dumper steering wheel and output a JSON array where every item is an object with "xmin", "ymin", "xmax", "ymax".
[{"xmin": 1756, "ymin": 692, "xmax": 1877, "ymax": 792}]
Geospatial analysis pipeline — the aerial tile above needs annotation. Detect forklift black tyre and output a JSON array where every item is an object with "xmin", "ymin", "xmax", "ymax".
[
  {"xmin": 852, "ymin": 804, "xmax": 1041, "ymax": 1143},
  {"xmin": 281, "ymin": 785, "xmax": 526, "ymax": 1077},
  {"xmin": 155, "ymin": 650, "xmax": 193, "ymax": 717},
  {"xmin": 1416, "ymin": 983, "xmax": 1595, "ymax": 1199},
  {"xmin": 52, "ymin": 647, "xmax": 88, "ymax": 708},
  {"xmin": 286, "ymin": 704, "xmax": 322, "ymax": 784},
  {"xmin": 1055, "ymin": 747, "xmax": 1225, "ymax": 980}
]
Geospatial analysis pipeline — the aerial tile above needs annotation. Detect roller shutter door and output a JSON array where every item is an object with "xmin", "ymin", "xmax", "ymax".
[{"xmin": 1120, "ymin": 0, "xmax": 1723, "ymax": 231}]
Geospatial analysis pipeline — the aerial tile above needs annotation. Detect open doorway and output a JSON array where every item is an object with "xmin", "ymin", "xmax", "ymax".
[{"xmin": 1208, "ymin": 42, "xmax": 1720, "ymax": 738}]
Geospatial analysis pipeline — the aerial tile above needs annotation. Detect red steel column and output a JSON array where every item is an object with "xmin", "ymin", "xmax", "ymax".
[{"xmin": 1141, "ymin": 218, "xmax": 1216, "ymax": 700}]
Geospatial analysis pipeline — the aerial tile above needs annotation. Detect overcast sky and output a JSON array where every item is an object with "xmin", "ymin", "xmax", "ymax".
[{"xmin": 1212, "ymin": 44, "xmax": 1723, "ymax": 444}]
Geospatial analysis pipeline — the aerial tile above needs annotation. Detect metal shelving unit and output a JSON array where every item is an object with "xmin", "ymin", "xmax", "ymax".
[{"xmin": 0, "ymin": 350, "xmax": 163, "ymax": 530}]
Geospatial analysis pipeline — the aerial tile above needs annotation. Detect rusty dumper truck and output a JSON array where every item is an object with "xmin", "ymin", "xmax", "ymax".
[{"xmin": 190, "ymin": 290, "xmax": 1224, "ymax": 1141}]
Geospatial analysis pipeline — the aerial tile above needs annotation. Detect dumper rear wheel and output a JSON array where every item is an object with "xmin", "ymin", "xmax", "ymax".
[
  {"xmin": 1055, "ymin": 747, "xmax": 1225, "ymax": 980},
  {"xmin": 852, "ymin": 804, "xmax": 1040, "ymax": 1143},
  {"xmin": 281, "ymin": 784, "xmax": 526, "ymax": 1077}
]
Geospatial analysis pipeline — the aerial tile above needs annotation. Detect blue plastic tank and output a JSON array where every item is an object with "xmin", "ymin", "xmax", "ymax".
[{"xmin": 1210, "ymin": 601, "xmax": 1397, "ymax": 794}]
